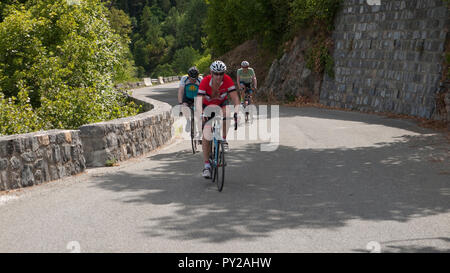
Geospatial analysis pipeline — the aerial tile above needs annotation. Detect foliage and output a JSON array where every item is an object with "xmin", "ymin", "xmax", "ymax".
[
  {"xmin": 204, "ymin": 0, "xmax": 341, "ymax": 64},
  {"xmin": 292, "ymin": 0, "xmax": 342, "ymax": 79},
  {"xmin": 132, "ymin": 5, "xmax": 167, "ymax": 74},
  {"xmin": 128, "ymin": 0, "xmax": 208, "ymax": 76},
  {"xmin": 175, "ymin": 0, "xmax": 207, "ymax": 50},
  {"xmin": 195, "ymin": 53, "xmax": 212, "ymax": 75},
  {"xmin": 38, "ymin": 86, "xmax": 140, "ymax": 130},
  {"xmin": 0, "ymin": 0, "xmax": 141, "ymax": 135},
  {"xmin": 107, "ymin": 6, "xmax": 138, "ymax": 83},
  {"xmin": 306, "ymin": 38, "xmax": 335, "ymax": 78},
  {"xmin": 152, "ymin": 63, "xmax": 175, "ymax": 77},
  {"xmin": 0, "ymin": 90, "xmax": 42, "ymax": 136},
  {"xmin": 290, "ymin": 0, "xmax": 341, "ymax": 31},
  {"xmin": 0, "ymin": 0, "xmax": 125, "ymax": 106},
  {"xmin": 205, "ymin": 0, "xmax": 292, "ymax": 57},
  {"xmin": 171, "ymin": 46, "xmax": 200, "ymax": 74}
]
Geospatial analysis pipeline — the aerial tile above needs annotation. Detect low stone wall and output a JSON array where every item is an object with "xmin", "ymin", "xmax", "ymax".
[
  {"xmin": 79, "ymin": 97, "xmax": 173, "ymax": 167},
  {"xmin": 0, "ymin": 87, "xmax": 175, "ymax": 191},
  {"xmin": 115, "ymin": 76, "xmax": 181, "ymax": 90},
  {"xmin": 0, "ymin": 130, "xmax": 86, "ymax": 191}
]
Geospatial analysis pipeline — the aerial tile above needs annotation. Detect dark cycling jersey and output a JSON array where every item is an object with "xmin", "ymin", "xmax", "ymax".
[{"xmin": 179, "ymin": 76, "xmax": 202, "ymax": 103}]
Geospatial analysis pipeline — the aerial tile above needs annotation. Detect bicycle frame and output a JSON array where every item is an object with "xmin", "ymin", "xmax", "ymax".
[{"xmin": 210, "ymin": 117, "xmax": 223, "ymax": 168}]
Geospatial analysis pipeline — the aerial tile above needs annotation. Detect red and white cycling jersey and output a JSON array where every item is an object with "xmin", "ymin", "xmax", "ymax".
[{"xmin": 198, "ymin": 74, "xmax": 236, "ymax": 106}]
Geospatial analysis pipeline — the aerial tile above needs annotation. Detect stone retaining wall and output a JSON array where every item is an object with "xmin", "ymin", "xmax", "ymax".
[
  {"xmin": 79, "ymin": 97, "xmax": 173, "ymax": 167},
  {"xmin": 115, "ymin": 76, "xmax": 181, "ymax": 90},
  {"xmin": 0, "ymin": 130, "xmax": 85, "ymax": 191},
  {"xmin": 320, "ymin": 0, "xmax": 449, "ymax": 119},
  {"xmin": 0, "ymin": 89, "xmax": 174, "ymax": 191}
]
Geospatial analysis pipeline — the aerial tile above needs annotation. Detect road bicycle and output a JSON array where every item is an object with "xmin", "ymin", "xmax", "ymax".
[
  {"xmin": 179, "ymin": 103, "xmax": 200, "ymax": 154},
  {"xmin": 207, "ymin": 113, "xmax": 238, "ymax": 192},
  {"xmin": 241, "ymin": 86, "xmax": 255, "ymax": 123}
]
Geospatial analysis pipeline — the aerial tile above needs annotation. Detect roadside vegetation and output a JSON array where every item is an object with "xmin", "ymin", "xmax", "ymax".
[{"xmin": 0, "ymin": 0, "xmax": 342, "ymax": 135}]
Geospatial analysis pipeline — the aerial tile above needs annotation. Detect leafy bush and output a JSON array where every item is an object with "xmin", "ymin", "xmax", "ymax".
[
  {"xmin": 171, "ymin": 46, "xmax": 200, "ymax": 74},
  {"xmin": 306, "ymin": 38, "xmax": 335, "ymax": 78},
  {"xmin": 290, "ymin": 0, "xmax": 341, "ymax": 31},
  {"xmin": 195, "ymin": 53, "xmax": 212, "ymax": 75},
  {"xmin": 0, "ymin": 90, "xmax": 42, "ymax": 136},
  {"xmin": 0, "ymin": 0, "xmax": 141, "ymax": 135},
  {"xmin": 0, "ymin": 0, "xmax": 125, "ymax": 106},
  {"xmin": 205, "ymin": 0, "xmax": 291, "ymax": 56},
  {"xmin": 38, "ymin": 87, "xmax": 140, "ymax": 130},
  {"xmin": 151, "ymin": 63, "xmax": 175, "ymax": 78}
]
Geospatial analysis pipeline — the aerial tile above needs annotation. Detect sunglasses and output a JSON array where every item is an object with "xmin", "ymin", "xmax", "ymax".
[{"xmin": 213, "ymin": 72, "xmax": 224, "ymax": 76}]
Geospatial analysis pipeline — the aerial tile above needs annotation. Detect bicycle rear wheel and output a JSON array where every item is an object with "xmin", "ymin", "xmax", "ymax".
[{"xmin": 216, "ymin": 142, "xmax": 225, "ymax": 192}]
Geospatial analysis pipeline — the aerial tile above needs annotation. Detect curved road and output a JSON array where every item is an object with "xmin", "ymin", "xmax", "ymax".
[{"xmin": 0, "ymin": 82, "xmax": 449, "ymax": 253}]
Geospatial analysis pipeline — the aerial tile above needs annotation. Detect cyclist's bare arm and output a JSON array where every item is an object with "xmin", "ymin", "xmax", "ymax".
[
  {"xmin": 229, "ymin": 91, "xmax": 241, "ymax": 111},
  {"xmin": 236, "ymin": 74, "xmax": 242, "ymax": 91},
  {"xmin": 178, "ymin": 85, "xmax": 184, "ymax": 104},
  {"xmin": 195, "ymin": 95, "xmax": 203, "ymax": 116}
]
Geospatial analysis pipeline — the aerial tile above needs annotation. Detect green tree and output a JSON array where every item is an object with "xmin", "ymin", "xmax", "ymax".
[
  {"xmin": 0, "ymin": 0, "xmax": 125, "ymax": 105},
  {"xmin": 0, "ymin": 0, "xmax": 140, "ymax": 134},
  {"xmin": 171, "ymin": 46, "xmax": 200, "ymax": 74},
  {"xmin": 194, "ymin": 53, "xmax": 212, "ymax": 75},
  {"xmin": 107, "ymin": 6, "xmax": 138, "ymax": 82},
  {"xmin": 0, "ymin": 90, "xmax": 42, "ymax": 135},
  {"xmin": 152, "ymin": 63, "xmax": 175, "ymax": 77},
  {"xmin": 205, "ymin": 0, "xmax": 291, "ymax": 56},
  {"xmin": 176, "ymin": 0, "xmax": 207, "ymax": 51},
  {"xmin": 132, "ymin": 5, "xmax": 167, "ymax": 74}
]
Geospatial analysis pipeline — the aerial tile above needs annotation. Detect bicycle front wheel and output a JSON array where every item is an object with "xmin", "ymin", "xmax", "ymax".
[
  {"xmin": 191, "ymin": 116, "xmax": 197, "ymax": 154},
  {"xmin": 216, "ymin": 142, "xmax": 226, "ymax": 192},
  {"xmin": 210, "ymin": 139, "xmax": 217, "ymax": 183}
]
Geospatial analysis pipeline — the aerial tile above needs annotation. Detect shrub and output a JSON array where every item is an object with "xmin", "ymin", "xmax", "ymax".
[
  {"xmin": 38, "ymin": 86, "xmax": 141, "ymax": 130},
  {"xmin": 171, "ymin": 46, "xmax": 200, "ymax": 74},
  {"xmin": 195, "ymin": 53, "xmax": 212, "ymax": 75},
  {"xmin": 0, "ymin": 90, "xmax": 42, "ymax": 136},
  {"xmin": 290, "ymin": 0, "xmax": 342, "ymax": 31},
  {"xmin": 306, "ymin": 38, "xmax": 335, "ymax": 78},
  {"xmin": 0, "ymin": 0, "xmax": 141, "ymax": 135}
]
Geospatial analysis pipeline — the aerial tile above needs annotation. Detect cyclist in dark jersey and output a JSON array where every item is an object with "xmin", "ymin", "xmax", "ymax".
[
  {"xmin": 178, "ymin": 66, "xmax": 202, "ymax": 106},
  {"xmin": 178, "ymin": 67, "xmax": 202, "ymax": 132}
]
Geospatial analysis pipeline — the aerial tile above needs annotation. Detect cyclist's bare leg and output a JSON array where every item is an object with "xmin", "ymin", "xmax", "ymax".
[
  {"xmin": 222, "ymin": 105, "xmax": 229, "ymax": 139},
  {"xmin": 239, "ymin": 83, "xmax": 245, "ymax": 102},
  {"xmin": 202, "ymin": 124, "xmax": 212, "ymax": 163}
]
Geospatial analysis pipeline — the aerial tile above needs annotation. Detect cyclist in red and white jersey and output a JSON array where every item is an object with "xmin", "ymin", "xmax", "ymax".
[{"xmin": 196, "ymin": 60, "xmax": 240, "ymax": 179}]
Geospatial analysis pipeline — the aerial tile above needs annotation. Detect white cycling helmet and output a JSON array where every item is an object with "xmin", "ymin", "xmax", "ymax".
[
  {"xmin": 241, "ymin": 61, "xmax": 249, "ymax": 67},
  {"xmin": 210, "ymin": 60, "xmax": 227, "ymax": 73}
]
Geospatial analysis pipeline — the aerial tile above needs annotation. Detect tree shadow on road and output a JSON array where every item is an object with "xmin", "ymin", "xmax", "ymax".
[{"xmin": 93, "ymin": 132, "xmax": 450, "ymax": 246}]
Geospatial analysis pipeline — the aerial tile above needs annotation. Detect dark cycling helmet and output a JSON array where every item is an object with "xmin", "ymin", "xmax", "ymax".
[
  {"xmin": 210, "ymin": 60, "xmax": 227, "ymax": 73},
  {"xmin": 188, "ymin": 66, "xmax": 199, "ymax": 78}
]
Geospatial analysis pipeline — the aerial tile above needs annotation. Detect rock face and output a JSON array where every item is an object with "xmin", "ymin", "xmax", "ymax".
[
  {"xmin": 320, "ymin": 0, "xmax": 449, "ymax": 119},
  {"xmin": 258, "ymin": 0, "xmax": 449, "ymax": 126},
  {"xmin": 258, "ymin": 37, "xmax": 323, "ymax": 103}
]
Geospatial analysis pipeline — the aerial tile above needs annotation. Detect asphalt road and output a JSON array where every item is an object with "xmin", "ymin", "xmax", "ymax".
[{"xmin": 0, "ymin": 82, "xmax": 449, "ymax": 253}]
